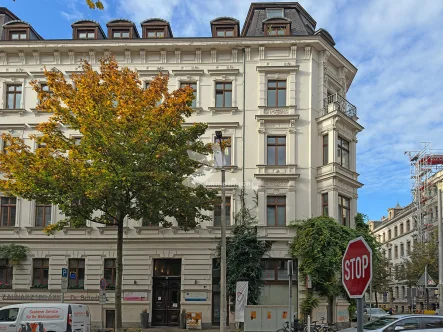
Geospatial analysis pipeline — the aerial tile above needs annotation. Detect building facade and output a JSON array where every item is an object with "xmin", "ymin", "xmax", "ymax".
[{"xmin": 0, "ymin": 3, "xmax": 362, "ymax": 328}]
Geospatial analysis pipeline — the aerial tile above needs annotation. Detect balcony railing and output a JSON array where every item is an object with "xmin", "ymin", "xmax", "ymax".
[{"xmin": 322, "ymin": 93, "xmax": 357, "ymax": 119}]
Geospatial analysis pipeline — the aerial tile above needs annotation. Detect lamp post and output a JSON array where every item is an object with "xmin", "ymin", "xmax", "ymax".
[
  {"xmin": 215, "ymin": 130, "xmax": 227, "ymax": 332},
  {"xmin": 437, "ymin": 185, "xmax": 443, "ymax": 314}
]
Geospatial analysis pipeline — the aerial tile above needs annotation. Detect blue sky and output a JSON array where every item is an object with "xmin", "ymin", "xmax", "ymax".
[{"xmin": 4, "ymin": 0, "xmax": 443, "ymax": 221}]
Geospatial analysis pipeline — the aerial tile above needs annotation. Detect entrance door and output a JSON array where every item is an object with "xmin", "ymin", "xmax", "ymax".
[
  {"xmin": 105, "ymin": 310, "xmax": 115, "ymax": 329},
  {"xmin": 152, "ymin": 259, "xmax": 182, "ymax": 326}
]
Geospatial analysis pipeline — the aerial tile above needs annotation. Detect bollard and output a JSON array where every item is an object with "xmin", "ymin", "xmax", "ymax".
[{"xmin": 307, "ymin": 315, "xmax": 311, "ymax": 332}]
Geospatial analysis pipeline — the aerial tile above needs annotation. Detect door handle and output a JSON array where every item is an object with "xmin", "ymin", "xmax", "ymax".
[{"xmin": 9, "ymin": 324, "xmax": 16, "ymax": 327}]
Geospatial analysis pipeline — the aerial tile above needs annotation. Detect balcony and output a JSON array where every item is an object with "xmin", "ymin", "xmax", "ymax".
[{"xmin": 322, "ymin": 93, "xmax": 357, "ymax": 119}]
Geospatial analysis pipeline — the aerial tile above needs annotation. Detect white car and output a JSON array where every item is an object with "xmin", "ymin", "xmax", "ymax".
[
  {"xmin": 0, "ymin": 303, "xmax": 91, "ymax": 332},
  {"xmin": 341, "ymin": 315, "xmax": 443, "ymax": 332},
  {"xmin": 363, "ymin": 308, "xmax": 390, "ymax": 322}
]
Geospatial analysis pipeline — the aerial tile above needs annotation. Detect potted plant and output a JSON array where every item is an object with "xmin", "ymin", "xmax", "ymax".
[{"xmin": 140, "ymin": 308, "xmax": 149, "ymax": 328}]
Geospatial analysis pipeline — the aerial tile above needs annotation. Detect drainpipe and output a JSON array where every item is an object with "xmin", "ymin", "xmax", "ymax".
[{"xmin": 242, "ymin": 48, "xmax": 246, "ymax": 207}]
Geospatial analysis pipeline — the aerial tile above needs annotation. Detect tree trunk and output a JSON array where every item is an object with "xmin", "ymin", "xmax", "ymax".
[
  {"xmin": 375, "ymin": 291, "xmax": 378, "ymax": 307},
  {"xmin": 115, "ymin": 215, "xmax": 124, "ymax": 331}
]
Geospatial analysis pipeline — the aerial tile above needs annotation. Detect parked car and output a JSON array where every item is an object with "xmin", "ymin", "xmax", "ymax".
[
  {"xmin": 341, "ymin": 314, "xmax": 443, "ymax": 332},
  {"xmin": 0, "ymin": 303, "xmax": 90, "ymax": 332},
  {"xmin": 363, "ymin": 308, "xmax": 390, "ymax": 322}
]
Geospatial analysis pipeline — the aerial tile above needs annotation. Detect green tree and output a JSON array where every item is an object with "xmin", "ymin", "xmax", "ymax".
[
  {"xmin": 0, "ymin": 58, "xmax": 216, "ymax": 331},
  {"xmin": 217, "ymin": 189, "xmax": 271, "ymax": 307},
  {"xmin": 371, "ymin": 254, "xmax": 391, "ymax": 306}
]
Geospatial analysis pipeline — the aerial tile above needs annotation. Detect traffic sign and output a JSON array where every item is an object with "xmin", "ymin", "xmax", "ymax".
[
  {"xmin": 61, "ymin": 278, "xmax": 68, "ymax": 293},
  {"xmin": 342, "ymin": 236, "xmax": 372, "ymax": 298},
  {"xmin": 70, "ymin": 272, "xmax": 77, "ymax": 279},
  {"xmin": 100, "ymin": 278, "xmax": 107, "ymax": 291},
  {"xmin": 99, "ymin": 290, "xmax": 107, "ymax": 304},
  {"xmin": 62, "ymin": 268, "xmax": 68, "ymax": 278}
]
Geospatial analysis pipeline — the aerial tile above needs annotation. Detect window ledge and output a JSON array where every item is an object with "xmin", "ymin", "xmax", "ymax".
[
  {"xmin": 98, "ymin": 226, "xmax": 130, "ymax": 235},
  {"xmin": 191, "ymin": 107, "xmax": 204, "ymax": 114},
  {"xmin": 0, "ymin": 108, "xmax": 26, "ymax": 116},
  {"xmin": 208, "ymin": 107, "xmax": 239, "ymax": 115},
  {"xmin": 62, "ymin": 227, "xmax": 93, "ymax": 235},
  {"xmin": 134, "ymin": 226, "xmax": 162, "ymax": 235},
  {"xmin": 0, "ymin": 227, "xmax": 20, "ymax": 234},
  {"xmin": 30, "ymin": 108, "xmax": 52, "ymax": 116},
  {"xmin": 255, "ymin": 164, "xmax": 299, "ymax": 179},
  {"xmin": 256, "ymin": 65, "xmax": 299, "ymax": 72},
  {"xmin": 25, "ymin": 227, "xmax": 47, "ymax": 235},
  {"xmin": 214, "ymin": 165, "xmax": 239, "ymax": 173}
]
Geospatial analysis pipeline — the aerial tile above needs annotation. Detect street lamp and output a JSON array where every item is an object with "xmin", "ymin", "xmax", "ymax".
[{"xmin": 215, "ymin": 130, "xmax": 227, "ymax": 332}]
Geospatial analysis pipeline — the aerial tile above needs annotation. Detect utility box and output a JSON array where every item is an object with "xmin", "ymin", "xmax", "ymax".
[{"xmin": 244, "ymin": 305, "xmax": 291, "ymax": 332}]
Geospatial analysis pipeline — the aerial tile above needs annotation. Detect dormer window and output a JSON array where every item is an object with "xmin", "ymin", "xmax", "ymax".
[
  {"xmin": 210, "ymin": 17, "xmax": 240, "ymax": 38},
  {"xmin": 216, "ymin": 28, "xmax": 234, "ymax": 37},
  {"xmin": 266, "ymin": 8, "xmax": 284, "ymax": 18},
  {"xmin": 112, "ymin": 29, "xmax": 130, "ymax": 38},
  {"xmin": 77, "ymin": 30, "xmax": 95, "ymax": 39},
  {"xmin": 263, "ymin": 17, "xmax": 291, "ymax": 36},
  {"xmin": 146, "ymin": 29, "xmax": 165, "ymax": 38},
  {"xmin": 267, "ymin": 25, "xmax": 288, "ymax": 36},
  {"xmin": 9, "ymin": 30, "xmax": 27, "ymax": 40},
  {"xmin": 141, "ymin": 19, "xmax": 173, "ymax": 39}
]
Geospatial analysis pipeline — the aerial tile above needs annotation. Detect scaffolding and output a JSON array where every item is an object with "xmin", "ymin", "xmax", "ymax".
[{"xmin": 406, "ymin": 142, "xmax": 443, "ymax": 242}]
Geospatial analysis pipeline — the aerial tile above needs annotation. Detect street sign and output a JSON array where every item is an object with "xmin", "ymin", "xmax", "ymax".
[
  {"xmin": 99, "ymin": 290, "xmax": 107, "ymax": 305},
  {"xmin": 61, "ymin": 268, "xmax": 68, "ymax": 294},
  {"xmin": 100, "ymin": 278, "xmax": 107, "ymax": 291},
  {"xmin": 342, "ymin": 236, "xmax": 372, "ymax": 298},
  {"xmin": 70, "ymin": 272, "xmax": 77, "ymax": 279}
]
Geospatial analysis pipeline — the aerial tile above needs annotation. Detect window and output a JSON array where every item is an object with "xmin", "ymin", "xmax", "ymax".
[
  {"xmin": 393, "ymin": 318, "xmax": 420, "ymax": 330},
  {"xmin": 0, "ymin": 259, "xmax": 12, "ymax": 289},
  {"xmin": 216, "ymin": 28, "xmax": 234, "ymax": 37},
  {"xmin": 406, "ymin": 241, "xmax": 411, "ymax": 254},
  {"xmin": 35, "ymin": 202, "xmax": 51, "ymax": 227},
  {"xmin": 112, "ymin": 30, "xmax": 130, "ymax": 38},
  {"xmin": 394, "ymin": 226, "xmax": 398, "ymax": 237},
  {"xmin": 262, "ymin": 259, "xmax": 289, "ymax": 282},
  {"xmin": 322, "ymin": 193, "xmax": 328, "ymax": 216},
  {"xmin": 267, "ymin": 25, "xmax": 288, "ymax": 36},
  {"xmin": 388, "ymin": 229, "xmax": 392, "ymax": 240},
  {"xmin": 180, "ymin": 82, "xmax": 197, "ymax": 108},
  {"xmin": 213, "ymin": 196, "xmax": 231, "ymax": 227},
  {"xmin": 400, "ymin": 243, "xmax": 404, "ymax": 257},
  {"xmin": 39, "ymin": 83, "xmax": 53, "ymax": 104},
  {"xmin": 383, "ymin": 233, "xmax": 386, "ymax": 242},
  {"xmin": 337, "ymin": 137, "xmax": 350, "ymax": 169},
  {"xmin": 0, "ymin": 197, "xmax": 16, "ymax": 227},
  {"xmin": 421, "ymin": 317, "xmax": 443, "ymax": 329},
  {"xmin": 32, "ymin": 258, "xmax": 49, "ymax": 288},
  {"xmin": 104, "ymin": 259, "xmax": 116, "ymax": 289},
  {"xmin": 400, "ymin": 223, "xmax": 404, "ymax": 235},
  {"xmin": 68, "ymin": 258, "xmax": 85, "ymax": 289},
  {"xmin": 402, "ymin": 286, "xmax": 406, "ymax": 298},
  {"xmin": 323, "ymin": 135, "xmax": 328, "ymax": 165},
  {"xmin": 406, "ymin": 220, "xmax": 410, "ymax": 232},
  {"xmin": 267, "ymin": 80, "xmax": 286, "ymax": 107},
  {"xmin": 9, "ymin": 30, "xmax": 27, "ymax": 40},
  {"xmin": 267, "ymin": 136, "xmax": 286, "ymax": 165},
  {"xmin": 338, "ymin": 195, "xmax": 350, "ymax": 226},
  {"xmin": 215, "ymin": 82, "xmax": 232, "ymax": 107},
  {"xmin": 77, "ymin": 30, "xmax": 95, "ymax": 39},
  {"xmin": 0, "ymin": 307, "xmax": 19, "ymax": 322},
  {"xmin": 267, "ymin": 196, "xmax": 286, "ymax": 226},
  {"xmin": 6, "ymin": 84, "xmax": 22, "ymax": 109},
  {"xmin": 146, "ymin": 30, "xmax": 164, "ymax": 38},
  {"xmin": 388, "ymin": 248, "xmax": 392, "ymax": 260},
  {"xmin": 214, "ymin": 136, "xmax": 231, "ymax": 167},
  {"xmin": 266, "ymin": 8, "xmax": 284, "ymax": 18},
  {"xmin": 394, "ymin": 245, "xmax": 398, "ymax": 259}
]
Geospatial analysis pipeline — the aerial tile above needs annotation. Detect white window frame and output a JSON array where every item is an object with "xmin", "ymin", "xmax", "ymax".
[{"xmin": 266, "ymin": 8, "xmax": 284, "ymax": 19}]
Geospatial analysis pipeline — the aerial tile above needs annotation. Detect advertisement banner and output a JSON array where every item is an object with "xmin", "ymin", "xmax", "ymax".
[{"xmin": 235, "ymin": 281, "xmax": 249, "ymax": 323}]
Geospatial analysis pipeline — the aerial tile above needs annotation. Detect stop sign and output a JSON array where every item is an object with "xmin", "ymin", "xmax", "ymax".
[{"xmin": 342, "ymin": 237, "xmax": 372, "ymax": 298}]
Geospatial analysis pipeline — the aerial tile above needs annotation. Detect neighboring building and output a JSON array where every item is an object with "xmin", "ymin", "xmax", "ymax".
[{"xmin": 0, "ymin": 3, "xmax": 362, "ymax": 328}]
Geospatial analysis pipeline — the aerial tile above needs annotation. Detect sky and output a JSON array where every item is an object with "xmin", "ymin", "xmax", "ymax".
[{"xmin": 3, "ymin": 0, "xmax": 443, "ymax": 221}]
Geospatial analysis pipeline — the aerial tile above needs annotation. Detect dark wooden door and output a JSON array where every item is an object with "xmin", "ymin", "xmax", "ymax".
[
  {"xmin": 105, "ymin": 310, "xmax": 115, "ymax": 329},
  {"xmin": 152, "ymin": 277, "xmax": 181, "ymax": 326}
]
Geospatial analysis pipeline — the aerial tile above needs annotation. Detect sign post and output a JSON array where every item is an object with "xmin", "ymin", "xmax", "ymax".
[
  {"xmin": 99, "ymin": 277, "xmax": 107, "ymax": 329},
  {"xmin": 288, "ymin": 260, "xmax": 293, "ymax": 331},
  {"xmin": 342, "ymin": 237, "xmax": 372, "ymax": 332},
  {"xmin": 61, "ymin": 268, "xmax": 68, "ymax": 303}
]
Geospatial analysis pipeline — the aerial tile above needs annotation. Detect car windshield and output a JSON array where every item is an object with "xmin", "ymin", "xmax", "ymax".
[
  {"xmin": 364, "ymin": 317, "xmax": 397, "ymax": 330},
  {"xmin": 368, "ymin": 308, "xmax": 387, "ymax": 315}
]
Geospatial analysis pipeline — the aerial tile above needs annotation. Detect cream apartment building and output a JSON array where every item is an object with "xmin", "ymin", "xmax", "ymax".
[{"xmin": 0, "ymin": 3, "xmax": 362, "ymax": 328}]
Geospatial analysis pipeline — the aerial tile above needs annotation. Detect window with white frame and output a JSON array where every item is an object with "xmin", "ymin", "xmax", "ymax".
[
  {"xmin": 213, "ymin": 196, "xmax": 231, "ymax": 226},
  {"xmin": 267, "ymin": 80, "xmax": 286, "ymax": 107},
  {"xmin": 215, "ymin": 82, "xmax": 232, "ymax": 107},
  {"xmin": 35, "ymin": 201, "xmax": 52, "ymax": 227},
  {"xmin": 6, "ymin": 84, "xmax": 22, "ymax": 109},
  {"xmin": 266, "ymin": 8, "xmax": 284, "ymax": 18},
  {"xmin": 267, "ymin": 136, "xmax": 286, "ymax": 165},
  {"xmin": 267, "ymin": 196, "xmax": 286, "ymax": 226},
  {"xmin": 180, "ymin": 82, "xmax": 197, "ymax": 108},
  {"xmin": 322, "ymin": 193, "xmax": 328, "ymax": 216},
  {"xmin": 213, "ymin": 136, "xmax": 231, "ymax": 167},
  {"xmin": 338, "ymin": 195, "xmax": 350, "ymax": 226},
  {"xmin": 337, "ymin": 137, "xmax": 350, "ymax": 169}
]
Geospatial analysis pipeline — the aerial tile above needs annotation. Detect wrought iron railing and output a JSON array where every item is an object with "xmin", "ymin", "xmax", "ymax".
[{"xmin": 322, "ymin": 93, "xmax": 357, "ymax": 119}]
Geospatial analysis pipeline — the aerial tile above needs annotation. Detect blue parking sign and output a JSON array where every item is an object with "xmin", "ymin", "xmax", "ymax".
[
  {"xmin": 62, "ymin": 268, "xmax": 68, "ymax": 278},
  {"xmin": 70, "ymin": 272, "xmax": 77, "ymax": 279}
]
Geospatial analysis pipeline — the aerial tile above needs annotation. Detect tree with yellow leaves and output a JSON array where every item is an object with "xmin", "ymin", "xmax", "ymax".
[{"xmin": 0, "ymin": 58, "xmax": 216, "ymax": 330}]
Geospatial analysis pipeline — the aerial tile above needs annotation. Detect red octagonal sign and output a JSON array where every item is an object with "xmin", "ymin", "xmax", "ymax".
[{"xmin": 342, "ymin": 237, "xmax": 372, "ymax": 298}]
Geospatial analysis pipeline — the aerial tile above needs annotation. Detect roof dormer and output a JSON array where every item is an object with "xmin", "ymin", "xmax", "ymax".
[
  {"xmin": 2, "ymin": 20, "xmax": 43, "ymax": 41},
  {"xmin": 106, "ymin": 19, "xmax": 139, "ymax": 39},
  {"xmin": 72, "ymin": 20, "xmax": 106, "ymax": 40},
  {"xmin": 262, "ymin": 17, "xmax": 291, "ymax": 36},
  {"xmin": 141, "ymin": 19, "xmax": 173, "ymax": 38},
  {"xmin": 210, "ymin": 17, "xmax": 240, "ymax": 37}
]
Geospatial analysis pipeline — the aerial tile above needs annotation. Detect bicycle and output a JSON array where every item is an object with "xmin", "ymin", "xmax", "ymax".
[{"xmin": 276, "ymin": 320, "xmax": 295, "ymax": 332}]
